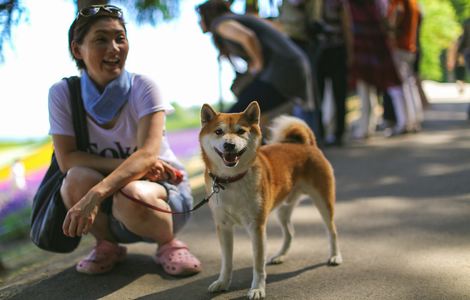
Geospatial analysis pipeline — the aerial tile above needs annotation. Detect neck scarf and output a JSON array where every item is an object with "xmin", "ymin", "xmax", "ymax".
[{"xmin": 80, "ymin": 70, "xmax": 132, "ymax": 125}]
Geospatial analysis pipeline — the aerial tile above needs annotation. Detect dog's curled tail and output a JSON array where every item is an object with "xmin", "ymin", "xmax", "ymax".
[{"xmin": 267, "ymin": 115, "xmax": 316, "ymax": 146}]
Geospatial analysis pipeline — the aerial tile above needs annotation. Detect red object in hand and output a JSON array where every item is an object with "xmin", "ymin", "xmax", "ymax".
[{"xmin": 172, "ymin": 169, "xmax": 184, "ymax": 185}]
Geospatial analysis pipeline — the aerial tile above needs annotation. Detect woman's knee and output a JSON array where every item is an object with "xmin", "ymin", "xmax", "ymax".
[
  {"xmin": 61, "ymin": 166, "xmax": 103, "ymax": 208},
  {"xmin": 112, "ymin": 181, "xmax": 170, "ymax": 222}
]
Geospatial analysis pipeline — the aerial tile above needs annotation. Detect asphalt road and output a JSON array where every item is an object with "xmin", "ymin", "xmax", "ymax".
[{"xmin": 1, "ymin": 100, "xmax": 470, "ymax": 300}]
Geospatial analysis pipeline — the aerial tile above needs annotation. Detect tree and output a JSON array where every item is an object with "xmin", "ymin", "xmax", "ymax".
[
  {"xmin": 420, "ymin": 0, "xmax": 462, "ymax": 81},
  {"xmin": 74, "ymin": 0, "xmax": 181, "ymax": 26},
  {"xmin": 448, "ymin": 0, "xmax": 470, "ymax": 23},
  {"xmin": 0, "ymin": 0, "xmax": 27, "ymax": 63}
]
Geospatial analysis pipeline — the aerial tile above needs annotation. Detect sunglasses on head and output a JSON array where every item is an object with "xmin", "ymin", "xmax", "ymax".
[{"xmin": 76, "ymin": 4, "xmax": 123, "ymax": 20}]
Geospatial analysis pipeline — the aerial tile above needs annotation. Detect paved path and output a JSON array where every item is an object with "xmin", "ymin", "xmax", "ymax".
[{"xmin": 1, "ymin": 87, "xmax": 470, "ymax": 299}]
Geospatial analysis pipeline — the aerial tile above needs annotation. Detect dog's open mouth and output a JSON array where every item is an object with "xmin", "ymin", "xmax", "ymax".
[{"xmin": 214, "ymin": 147, "xmax": 247, "ymax": 167}]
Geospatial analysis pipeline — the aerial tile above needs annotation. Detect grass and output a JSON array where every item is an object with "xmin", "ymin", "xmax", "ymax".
[{"xmin": 0, "ymin": 207, "xmax": 31, "ymax": 243}]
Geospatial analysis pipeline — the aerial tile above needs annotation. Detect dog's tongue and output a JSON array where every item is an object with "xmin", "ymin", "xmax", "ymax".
[{"xmin": 223, "ymin": 152, "xmax": 238, "ymax": 163}]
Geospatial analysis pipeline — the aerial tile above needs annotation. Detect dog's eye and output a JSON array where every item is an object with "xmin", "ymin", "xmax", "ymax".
[
  {"xmin": 215, "ymin": 128, "xmax": 223, "ymax": 136},
  {"xmin": 237, "ymin": 129, "xmax": 246, "ymax": 135}
]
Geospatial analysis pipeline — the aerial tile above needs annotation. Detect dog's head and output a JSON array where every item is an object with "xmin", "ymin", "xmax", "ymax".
[{"xmin": 199, "ymin": 101, "xmax": 261, "ymax": 170}]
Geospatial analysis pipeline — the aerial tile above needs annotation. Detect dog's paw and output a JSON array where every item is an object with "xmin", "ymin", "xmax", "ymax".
[
  {"xmin": 208, "ymin": 279, "xmax": 231, "ymax": 293},
  {"xmin": 328, "ymin": 254, "xmax": 343, "ymax": 266},
  {"xmin": 267, "ymin": 254, "xmax": 285, "ymax": 265},
  {"xmin": 247, "ymin": 287, "xmax": 266, "ymax": 299}
]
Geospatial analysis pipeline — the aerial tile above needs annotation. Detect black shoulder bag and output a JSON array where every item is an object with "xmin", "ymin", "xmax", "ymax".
[{"xmin": 30, "ymin": 76, "xmax": 89, "ymax": 253}]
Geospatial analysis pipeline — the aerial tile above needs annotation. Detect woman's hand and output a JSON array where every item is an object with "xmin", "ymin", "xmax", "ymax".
[
  {"xmin": 143, "ymin": 159, "xmax": 183, "ymax": 185},
  {"xmin": 62, "ymin": 191, "xmax": 100, "ymax": 237}
]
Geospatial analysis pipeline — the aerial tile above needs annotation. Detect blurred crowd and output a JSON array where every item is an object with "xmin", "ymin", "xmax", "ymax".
[
  {"xmin": 269, "ymin": 0, "xmax": 427, "ymax": 145},
  {"xmin": 202, "ymin": 0, "xmax": 469, "ymax": 147}
]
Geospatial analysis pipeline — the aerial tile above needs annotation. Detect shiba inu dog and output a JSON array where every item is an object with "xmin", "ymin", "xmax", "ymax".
[{"xmin": 199, "ymin": 101, "xmax": 342, "ymax": 299}]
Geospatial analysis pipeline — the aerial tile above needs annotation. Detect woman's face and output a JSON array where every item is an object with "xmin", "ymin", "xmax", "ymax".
[{"xmin": 72, "ymin": 18, "xmax": 129, "ymax": 88}]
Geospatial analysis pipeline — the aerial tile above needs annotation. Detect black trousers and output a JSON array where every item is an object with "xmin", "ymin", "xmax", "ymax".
[{"xmin": 315, "ymin": 45, "xmax": 348, "ymax": 141}]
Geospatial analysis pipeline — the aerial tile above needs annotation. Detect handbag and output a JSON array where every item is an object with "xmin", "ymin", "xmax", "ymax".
[{"xmin": 30, "ymin": 76, "xmax": 89, "ymax": 253}]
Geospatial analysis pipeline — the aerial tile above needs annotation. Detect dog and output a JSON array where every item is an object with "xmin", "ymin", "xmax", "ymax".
[{"xmin": 199, "ymin": 101, "xmax": 342, "ymax": 299}]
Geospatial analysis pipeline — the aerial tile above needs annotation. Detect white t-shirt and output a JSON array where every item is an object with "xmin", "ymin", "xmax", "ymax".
[{"xmin": 48, "ymin": 74, "xmax": 184, "ymax": 170}]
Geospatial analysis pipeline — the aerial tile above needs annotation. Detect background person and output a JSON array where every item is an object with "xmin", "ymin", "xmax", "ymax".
[
  {"xmin": 47, "ymin": 4, "xmax": 201, "ymax": 276},
  {"xmin": 387, "ymin": 0, "xmax": 423, "ymax": 133},
  {"xmin": 343, "ymin": 0, "xmax": 405, "ymax": 139},
  {"xmin": 196, "ymin": 0, "xmax": 319, "ymax": 139},
  {"xmin": 311, "ymin": 0, "xmax": 348, "ymax": 146},
  {"xmin": 457, "ymin": 18, "xmax": 470, "ymax": 119},
  {"xmin": 9, "ymin": 158, "xmax": 27, "ymax": 196}
]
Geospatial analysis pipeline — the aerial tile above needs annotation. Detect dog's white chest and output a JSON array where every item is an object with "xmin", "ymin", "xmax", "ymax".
[{"xmin": 209, "ymin": 180, "xmax": 260, "ymax": 226}]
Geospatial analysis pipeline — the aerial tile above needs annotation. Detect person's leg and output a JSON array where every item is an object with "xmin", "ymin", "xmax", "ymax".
[
  {"xmin": 464, "ymin": 53, "xmax": 470, "ymax": 119},
  {"xmin": 233, "ymin": 79, "xmax": 289, "ymax": 138},
  {"xmin": 61, "ymin": 166, "xmax": 115, "ymax": 242},
  {"xmin": 112, "ymin": 180, "xmax": 173, "ymax": 245},
  {"xmin": 354, "ymin": 79, "xmax": 371, "ymax": 139},
  {"xmin": 229, "ymin": 79, "xmax": 287, "ymax": 113},
  {"xmin": 387, "ymin": 85, "xmax": 408, "ymax": 136},
  {"xmin": 404, "ymin": 52, "xmax": 424, "ymax": 127},
  {"xmin": 61, "ymin": 167, "xmax": 126, "ymax": 274},
  {"xmin": 381, "ymin": 91, "xmax": 396, "ymax": 128},
  {"xmin": 368, "ymin": 84, "xmax": 379, "ymax": 135},
  {"xmin": 113, "ymin": 180, "xmax": 201, "ymax": 276},
  {"xmin": 393, "ymin": 49, "xmax": 421, "ymax": 130},
  {"xmin": 329, "ymin": 46, "xmax": 348, "ymax": 144}
]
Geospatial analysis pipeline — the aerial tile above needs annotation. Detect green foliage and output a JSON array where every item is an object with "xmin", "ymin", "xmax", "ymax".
[
  {"xmin": 165, "ymin": 102, "xmax": 233, "ymax": 132},
  {"xmin": 116, "ymin": 0, "xmax": 180, "ymax": 25},
  {"xmin": 0, "ymin": 0, "xmax": 28, "ymax": 63},
  {"xmin": 448, "ymin": 0, "xmax": 470, "ymax": 23},
  {"xmin": 0, "ymin": 207, "xmax": 31, "ymax": 243},
  {"xmin": 419, "ymin": 0, "xmax": 462, "ymax": 81},
  {"xmin": 165, "ymin": 103, "xmax": 201, "ymax": 132}
]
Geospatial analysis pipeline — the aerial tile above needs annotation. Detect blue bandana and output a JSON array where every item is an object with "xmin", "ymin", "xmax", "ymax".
[{"xmin": 80, "ymin": 70, "xmax": 132, "ymax": 125}]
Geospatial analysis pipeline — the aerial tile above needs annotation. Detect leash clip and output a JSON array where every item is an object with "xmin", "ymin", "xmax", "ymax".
[{"xmin": 212, "ymin": 179, "xmax": 225, "ymax": 194}]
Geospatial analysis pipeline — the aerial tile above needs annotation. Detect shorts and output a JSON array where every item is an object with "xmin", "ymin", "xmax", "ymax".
[
  {"xmin": 230, "ymin": 79, "xmax": 289, "ymax": 114},
  {"xmin": 101, "ymin": 180, "xmax": 193, "ymax": 244}
]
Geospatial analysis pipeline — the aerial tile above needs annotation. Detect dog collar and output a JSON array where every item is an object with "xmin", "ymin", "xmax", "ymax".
[{"xmin": 209, "ymin": 171, "xmax": 248, "ymax": 185}]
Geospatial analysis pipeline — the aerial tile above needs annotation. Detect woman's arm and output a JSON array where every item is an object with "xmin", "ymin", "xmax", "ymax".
[
  {"xmin": 62, "ymin": 111, "xmax": 165, "ymax": 237},
  {"xmin": 53, "ymin": 135, "xmax": 123, "ymax": 175},
  {"xmin": 90, "ymin": 111, "xmax": 164, "ymax": 199},
  {"xmin": 216, "ymin": 19, "xmax": 264, "ymax": 74}
]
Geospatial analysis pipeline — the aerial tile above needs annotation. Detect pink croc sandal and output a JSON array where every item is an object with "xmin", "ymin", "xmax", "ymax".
[
  {"xmin": 76, "ymin": 240, "xmax": 127, "ymax": 275},
  {"xmin": 154, "ymin": 239, "xmax": 202, "ymax": 276}
]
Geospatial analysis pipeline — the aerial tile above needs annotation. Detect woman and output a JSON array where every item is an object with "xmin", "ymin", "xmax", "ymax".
[
  {"xmin": 196, "ymin": 0, "xmax": 318, "ymax": 135},
  {"xmin": 343, "ymin": 0, "xmax": 406, "ymax": 138},
  {"xmin": 48, "ymin": 5, "xmax": 201, "ymax": 276},
  {"xmin": 313, "ymin": 0, "xmax": 348, "ymax": 146}
]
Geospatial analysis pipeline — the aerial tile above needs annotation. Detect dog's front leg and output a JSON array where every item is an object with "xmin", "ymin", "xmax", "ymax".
[
  {"xmin": 208, "ymin": 223, "xmax": 234, "ymax": 293},
  {"xmin": 247, "ymin": 223, "xmax": 267, "ymax": 299}
]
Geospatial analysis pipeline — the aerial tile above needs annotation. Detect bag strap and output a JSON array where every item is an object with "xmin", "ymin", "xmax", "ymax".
[{"xmin": 64, "ymin": 76, "xmax": 89, "ymax": 151}]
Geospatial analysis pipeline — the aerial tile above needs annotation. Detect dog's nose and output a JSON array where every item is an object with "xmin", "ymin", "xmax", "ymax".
[{"xmin": 223, "ymin": 142, "xmax": 236, "ymax": 151}]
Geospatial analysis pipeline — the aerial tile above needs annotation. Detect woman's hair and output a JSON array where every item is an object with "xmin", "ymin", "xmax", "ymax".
[
  {"xmin": 68, "ymin": 8, "xmax": 127, "ymax": 70},
  {"xmin": 196, "ymin": 0, "xmax": 231, "ymax": 30},
  {"xmin": 196, "ymin": 0, "xmax": 232, "ymax": 56}
]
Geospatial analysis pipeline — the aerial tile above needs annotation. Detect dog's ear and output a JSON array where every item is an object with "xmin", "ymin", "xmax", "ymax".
[
  {"xmin": 243, "ymin": 101, "xmax": 260, "ymax": 125},
  {"xmin": 201, "ymin": 104, "xmax": 217, "ymax": 126}
]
